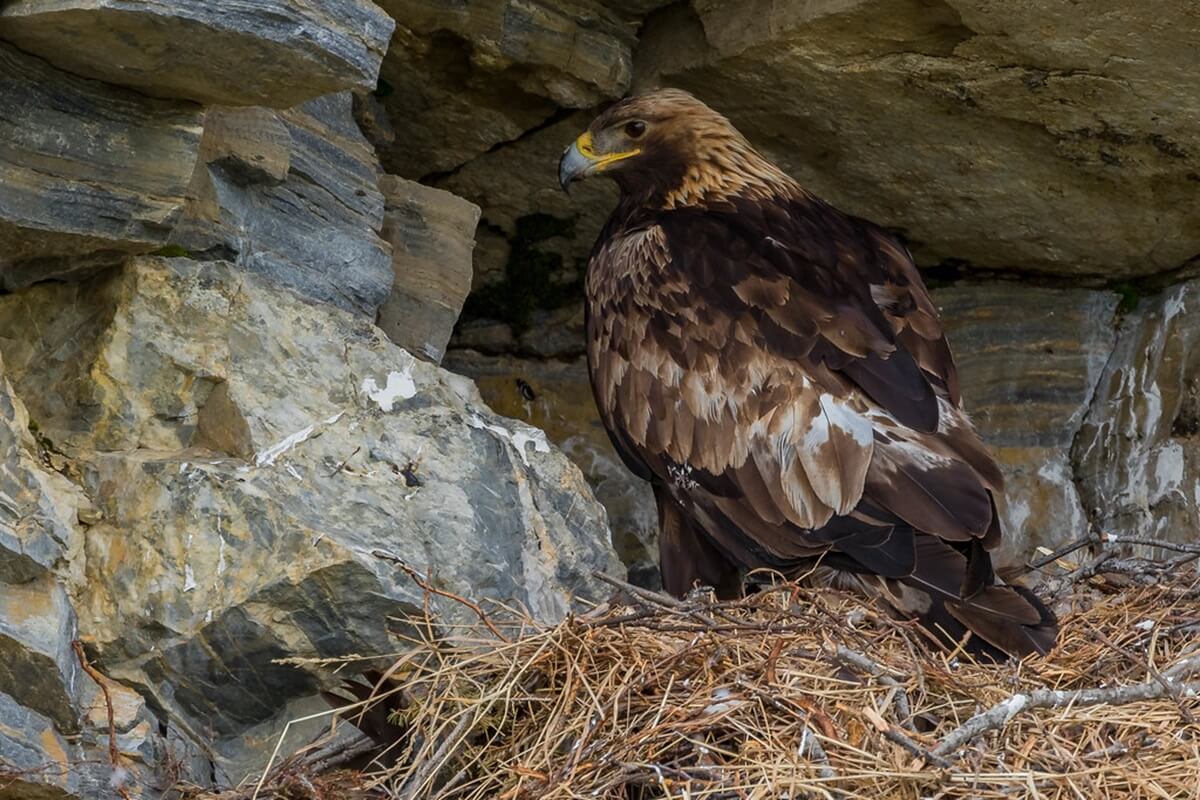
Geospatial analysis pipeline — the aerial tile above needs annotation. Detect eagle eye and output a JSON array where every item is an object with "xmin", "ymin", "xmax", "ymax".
[{"xmin": 624, "ymin": 120, "xmax": 647, "ymax": 139}]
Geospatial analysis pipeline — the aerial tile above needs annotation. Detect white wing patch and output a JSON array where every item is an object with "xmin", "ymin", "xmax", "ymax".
[{"xmin": 796, "ymin": 393, "xmax": 874, "ymax": 515}]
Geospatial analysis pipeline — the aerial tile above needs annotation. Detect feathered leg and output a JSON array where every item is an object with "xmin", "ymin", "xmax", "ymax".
[{"xmin": 655, "ymin": 485, "xmax": 742, "ymax": 599}]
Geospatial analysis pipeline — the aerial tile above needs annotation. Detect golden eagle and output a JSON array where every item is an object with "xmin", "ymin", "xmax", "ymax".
[{"xmin": 559, "ymin": 89, "xmax": 1056, "ymax": 659}]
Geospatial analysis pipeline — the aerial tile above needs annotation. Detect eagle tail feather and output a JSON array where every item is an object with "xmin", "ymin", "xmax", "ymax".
[
  {"xmin": 860, "ymin": 534, "xmax": 1057, "ymax": 661},
  {"xmin": 944, "ymin": 584, "xmax": 1058, "ymax": 659}
]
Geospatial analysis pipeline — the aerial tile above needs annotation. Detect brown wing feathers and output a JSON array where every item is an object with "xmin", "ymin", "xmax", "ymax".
[{"xmin": 580, "ymin": 93, "xmax": 1056, "ymax": 659}]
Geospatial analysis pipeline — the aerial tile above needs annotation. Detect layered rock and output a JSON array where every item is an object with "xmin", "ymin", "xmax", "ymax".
[
  {"xmin": 0, "ymin": 577, "xmax": 78, "ymax": 735},
  {"xmin": 933, "ymin": 284, "xmax": 1119, "ymax": 566},
  {"xmin": 0, "ymin": 356, "xmax": 87, "ymax": 584},
  {"xmin": 0, "ymin": 673, "xmax": 209, "ymax": 799},
  {"xmin": 444, "ymin": 351, "xmax": 660, "ymax": 587},
  {"xmin": 170, "ymin": 94, "xmax": 394, "ymax": 318},
  {"xmin": 636, "ymin": 0, "xmax": 1200, "ymax": 277},
  {"xmin": 0, "ymin": 0, "xmax": 395, "ymax": 107},
  {"xmin": 1073, "ymin": 280, "xmax": 1200, "ymax": 549},
  {"xmin": 0, "ymin": 257, "xmax": 622, "ymax": 774},
  {"xmin": 0, "ymin": 42, "xmax": 203, "ymax": 290},
  {"xmin": 371, "ymin": 0, "xmax": 636, "ymax": 177},
  {"xmin": 1, "ymin": 358, "xmax": 85, "ymax": 735},
  {"xmin": 436, "ymin": 111, "xmax": 617, "ymax": 305},
  {"xmin": 376, "ymin": 177, "xmax": 481, "ymax": 363},
  {"xmin": 0, "ymin": 691, "xmax": 80, "ymax": 799},
  {"xmin": 2, "ymin": 354, "xmax": 208, "ymax": 798}
]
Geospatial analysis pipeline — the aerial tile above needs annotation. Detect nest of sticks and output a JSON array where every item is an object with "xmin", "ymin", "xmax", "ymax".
[{"xmin": 188, "ymin": 548, "xmax": 1200, "ymax": 800}]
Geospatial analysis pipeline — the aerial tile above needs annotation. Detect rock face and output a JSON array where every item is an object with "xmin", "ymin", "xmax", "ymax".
[
  {"xmin": 0, "ymin": 257, "xmax": 622, "ymax": 777},
  {"xmin": 0, "ymin": 577, "xmax": 79, "ymax": 734},
  {"xmin": 436, "ymin": 111, "xmax": 617, "ymax": 311},
  {"xmin": 0, "ymin": 42, "xmax": 203, "ymax": 290},
  {"xmin": 0, "ymin": 0, "xmax": 395, "ymax": 107},
  {"xmin": 2, "ymin": 353, "xmax": 208, "ymax": 799},
  {"xmin": 370, "ymin": 0, "xmax": 636, "ymax": 177},
  {"xmin": 0, "ymin": 356, "xmax": 85, "ymax": 585},
  {"xmin": 376, "ymin": 176, "xmax": 481, "ymax": 363},
  {"xmin": 171, "ymin": 95, "xmax": 394, "ymax": 318},
  {"xmin": 0, "ymin": 1, "xmax": 640, "ymax": 793},
  {"xmin": 1073, "ymin": 280, "xmax": 1200, "ymax": 550},
  {"xmin": 933, "ymin": 285, "xmax": 1119, "ymax": 567},
  {"xmin": 445, "ymin": 351, "xmax": 660, "ymax": 588},
  {"xmin": 636, "ymin": 0, "xmax": 1200, "ymax": 277},
  {"xmin": 422, "ymin": 0, "xmax": 1200, "ymax": 290}
]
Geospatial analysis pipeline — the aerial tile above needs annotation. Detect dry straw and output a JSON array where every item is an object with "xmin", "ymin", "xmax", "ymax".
[{"xmin": 188, "ymin": 564, "xmax": 1200, "ymax": 800}]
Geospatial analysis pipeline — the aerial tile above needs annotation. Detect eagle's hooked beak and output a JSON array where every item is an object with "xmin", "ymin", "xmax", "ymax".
[{"xmin": 558, "ymin": 131, "xmax": 641, "ymax": 191}]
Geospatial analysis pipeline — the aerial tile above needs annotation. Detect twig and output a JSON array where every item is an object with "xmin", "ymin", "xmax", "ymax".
[
  {"xmin": 299, "ymin": 732, "xmax": 379, "ymax": 773},
  {"xmin": 72, "ymin": 641, "xmax": 134, "ymax": 800},
  {"xmin": 834, "ymin": 646, "xmax": 915, "ymax": 732},
  {"xmin": 882, "ymin": 725, "xmax": 952, "ymax": 769},
  {"xmin": 1102, "ymin": 535, "xmax": 1200, "ymax": 555},
  {"xmin": 1055, "ymin": 547, "xmax": 1118, "ymax": 589},
  {"xmin": 396, "ymin": 712, "xmax": 474, "ymax": 800},
  {"xmin": 1094, "ymin": 629, "xmax": 1196, "ymax": 724},
  {"xmin": 797, "ymin": 725, "xmax": 838, "ymax": 785},
  {"xmin": 326, "ymin": 445, "xmax": 361, "ymax": 477},
  {"xmin": 933, "ymin": 652, "xmax": 1200, "ymax": 758},
  {"xmin": 592, "ymin": 571, "xmax": 723, "ymax": 629},
  {"xmin": 373, "ymin": 550, "xmax": 509, "ymax": 642},
  {"xmin": 1019, "ymin": 534, "xmax": 1098, "ymax": 575}
]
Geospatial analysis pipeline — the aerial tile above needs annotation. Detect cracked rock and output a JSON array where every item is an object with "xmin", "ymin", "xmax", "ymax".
[
  {"xmin": 170, "ymin": 94, "xmax": 394, "ymax": 318},
  {"xmin": 0, "ymin": 41, "xmax": 203, "ymax": 290},
  {"xmin": 637, "ymin": 0, "xmax": 1200, "ymax": 276},
  {"xmin": 0, "ymin": 0, "xmax": 395, "ymax": 107},
  {"xmin": 1073, "ymin": 279, "xmax": 1200, "ymax": 551},
  {"xmin": 0, "ymin": 256, "xmax": 622, "ymax": 776}
]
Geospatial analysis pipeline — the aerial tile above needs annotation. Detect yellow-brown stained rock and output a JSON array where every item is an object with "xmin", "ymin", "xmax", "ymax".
[{"xmin": 376, "ymin": 176, "xmax": 481, "ymax": 363}]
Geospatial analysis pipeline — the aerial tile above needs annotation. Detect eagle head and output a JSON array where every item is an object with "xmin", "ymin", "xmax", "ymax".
[{"xmin": 559, "ymin": 88, "xmax": 791, "ymax": 206}]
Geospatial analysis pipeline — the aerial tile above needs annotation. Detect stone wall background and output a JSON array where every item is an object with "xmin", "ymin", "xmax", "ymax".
[{"xmin": 0, "ymin": 1, "xmax": 1197, "ymax": 796}]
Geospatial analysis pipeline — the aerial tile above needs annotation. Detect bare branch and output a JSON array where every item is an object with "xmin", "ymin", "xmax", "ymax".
[
  {"xmin": 933, "ymin": 653, "xmax": 1200, "ymax": 758},
  {"xmin": 73, "ymin": 641, "xmax": 134, "ymax": 800},
  {"xmin": 373, "ymin": 550, "xmax": 509, "ymax": 642}
]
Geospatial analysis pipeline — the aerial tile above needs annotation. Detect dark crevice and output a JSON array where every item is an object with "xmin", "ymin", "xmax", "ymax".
[
  {"xmin": 457, "ymin": 213, "xmax": 581, "ymax": 336},
  {"xmin": 1171, "ymin": 379, "xmax": 1200, "ymax": 439},
  {"xmin": 418, "ymin": 105, "xmax": 580, "ymax": 186},
  {"xmin": 913, "ymin": 252, "xmax": 1200, "ymax": 300}
]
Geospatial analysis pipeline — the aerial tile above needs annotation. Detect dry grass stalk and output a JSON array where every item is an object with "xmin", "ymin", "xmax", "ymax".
[{"xmin": 189, "ymin": 570, "xmax": 1200, "ymax": 800}]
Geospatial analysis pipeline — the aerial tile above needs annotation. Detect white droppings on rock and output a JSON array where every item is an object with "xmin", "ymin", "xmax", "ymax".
[
  {"xmin": 468, "ymin": 414, "xmax": 551, "ymax": 466},
  {"xmin": 1162, "ymin": 290, "xmax": 1186, "ymax": 325},
  {"xmin": 1151, "ymin": 441, "xmax": 1185, "ymax": 504},
  {"xmin": 361, "ymin": 356, "xmax": 417, "ymax": 412},
  {"xmin": 1004, "ymin": 497, "xmax": 1032, "ymax": 538},
  {"xmin": 1142, "ymin": 379, "xmax": 1163, "ymax": 441},
  {"xmin": 254, "ymin": 412, "xmax": 344, "ymax": 467},
  {"xmin": 183, "ymin": 531, "xmax": 196, "ymax": 591}
]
